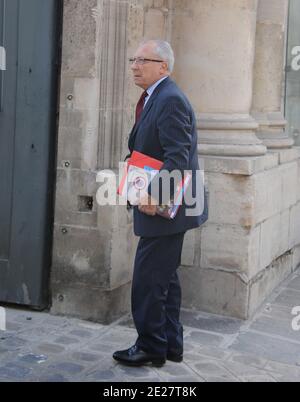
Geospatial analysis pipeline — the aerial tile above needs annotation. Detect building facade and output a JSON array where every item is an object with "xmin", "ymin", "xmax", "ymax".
[{"xmin": 1, "ymin": 0, "xmax": 300, "ymax": 323}]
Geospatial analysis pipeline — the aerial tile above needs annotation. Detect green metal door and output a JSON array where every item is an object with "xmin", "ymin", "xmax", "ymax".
[
  {"xmin": 285, "ymin": 0, "xmax": 300, "ymax": 145},
  {"xmin": 0, "ymin": 0, "xmax": 61, "ymax": 308}
]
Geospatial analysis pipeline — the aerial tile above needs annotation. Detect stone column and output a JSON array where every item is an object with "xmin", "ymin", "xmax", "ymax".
[
  {"xmin": 251, "ymin": 0, "xmax": 294, "ymax": 149},
  {"xmin": 169, "ymin": 0, "xmax": 300, "ymax": 320},
  {"xmin": 171, "ymin": 0, "xmax": 266, "ymax": 157}
]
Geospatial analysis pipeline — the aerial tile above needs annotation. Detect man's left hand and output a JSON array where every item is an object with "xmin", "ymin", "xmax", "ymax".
[{"xmin": 138, "ymin": 194, "xmax": 158, "ymax": 216}]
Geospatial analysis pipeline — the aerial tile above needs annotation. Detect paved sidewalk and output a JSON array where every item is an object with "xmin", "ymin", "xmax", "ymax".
[{"xmin": 0, "ymin": 269, "xmax": 300, "ymax": 382}]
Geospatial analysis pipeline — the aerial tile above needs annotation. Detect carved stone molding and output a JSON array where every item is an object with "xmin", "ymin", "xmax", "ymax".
[{"xmin": 97, "ymin": 0, "xmax": 129, "ymax": 169}]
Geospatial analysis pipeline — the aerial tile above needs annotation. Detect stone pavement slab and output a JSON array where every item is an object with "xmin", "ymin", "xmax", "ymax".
[{"xmin": 0, "ymin": 269, "xmax": 300, "ymax": 382}]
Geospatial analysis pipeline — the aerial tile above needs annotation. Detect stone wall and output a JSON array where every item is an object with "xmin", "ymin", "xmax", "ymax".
[
  {"xmin": 52, "ymin": 0, "xmax": 134, "ymax": 323},
  {"xmin": 51, "ymin": 0, "xmax": 300, "ymax": 323},
  {"xmin": 180, "ymin": 148, "xmax": 300, "ymax": 319}
]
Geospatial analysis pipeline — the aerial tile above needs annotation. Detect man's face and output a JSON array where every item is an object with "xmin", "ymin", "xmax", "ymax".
[{"xmin": 131, "ymin": 43, "xmax": 169, "ymax": 90}]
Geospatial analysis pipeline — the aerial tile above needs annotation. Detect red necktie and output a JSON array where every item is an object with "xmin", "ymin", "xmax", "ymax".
[{"xmin": 135, "ymin": 91, "xmax": 148, "ymax": 123}]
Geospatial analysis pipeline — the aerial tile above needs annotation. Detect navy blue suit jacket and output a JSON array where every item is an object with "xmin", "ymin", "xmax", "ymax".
[{"xmin": 128, "ymin": 77, "xmax": 208, "ymax": 237}]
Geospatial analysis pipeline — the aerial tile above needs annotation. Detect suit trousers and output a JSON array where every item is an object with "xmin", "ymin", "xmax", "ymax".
[{"xmin": 132, "ymin": 232, "xmax": 186, "ymax": 357}]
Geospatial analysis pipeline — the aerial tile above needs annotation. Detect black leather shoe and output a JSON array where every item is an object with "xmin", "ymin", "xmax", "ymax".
[
  {"xmin": 167, "ymin": 351, "xmax": 183, "ymax": 363},
  {"xmin": 113, "ymin": 345, "xmax": 166, "ymax": 367}
]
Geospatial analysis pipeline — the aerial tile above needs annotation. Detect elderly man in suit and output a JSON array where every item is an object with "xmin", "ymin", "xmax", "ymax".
[{"xmin": 113, "ymin": 40, "xmax": 208, "ymax": 367}]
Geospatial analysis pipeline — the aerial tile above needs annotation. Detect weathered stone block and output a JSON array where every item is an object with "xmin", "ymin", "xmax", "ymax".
[
  {"xmin": 292, "ymin": 245, "xmax": 300, "ymax": 271},
  {"xmin": 180, "ymin": 251, "xmax": 294, "ymax": 320},
  {"xmin": 62, "ymin": 0, "xmax": 98, "ymax": 77},
  {"xmin": 57, "ymin": 126, "xmax": 83, "ymax": 170},
  {"xmin": 52, "ymin": 224, "xmax": 110, "ymax": 287},
  {"xmin": 55, "ymin": 169, "xmax": 98, "ymax": 227},
  {"xmin": 97, "ymin": 170, "xmax": 137, "ymax": 287},
  {"xmin": 181, "ymin": 229, "xmax": 197, "ymax": 267},
  {"xmin": 73, "ymin": 78, "xmax": 100, "ymax": 110},
  {"xmin": 252, "ymin": 23, "xmax": 285, "ymax": 111},
  {"xmin": 206, "ymin": 172, "xmax": 254, "ymax": 227},
  {"xmin": 252, "ymin": 167, "xmax": 282, "ymax": 224},
  {"xmin": 278, "ymin": 209, "xmax": 291, "ymax": 256},
  {"xmin": 200, "ymin": 224, "xmax": 260, "ymax": 280},
  {"xmin": 201, "ymin": 153, "xmax": 278, "ymax": 176},
  {"xmin": 144, "ymin": 8, "xmax": 166, "ymax": 39},
  {"xmin": 281, "ymin": 162, "xmax": 298, "ymax": 211},
  {"xmin": 108, "ymin": 207, "xmax": 138, "ymax": 289},
  {"xmin": 277, "ymin": 148, "xmax": 300, "ymax": 165},
  {"xmin": 57, "ymin": 78, "xmax": 100, "ymax": 170},
  {"xmin": 257, "ymin": 0, "xmax": 288, "ymax": 23},
  {"xmin": 259, "ymin": 210, "xmax": 290, "ymax": 271},
  {"xmin": 59, "ymin": 107, "xmax": 83, "ymax": 129},
  {"xmin": 289, "ymin": 202, "xmax": 300, "ymax": 249},
  {"xmin": 206, "ymin": 162, "xmax": 297, "ymax": 230},
  {"xmin": 297, "ymin": 156, "xmax": 300, "ymax": 202},
  {"xmin": 59, "ymin": 76, "xmax": 75, "ymax": 108},
  {"xmin": 51, "ymin": 281, "xmax": 131, "ymax": 324},
  {"xmin": 153, "ymin": 0, "xmax": 166, "ymax": 8},
  {"xmin": 248, "ymin": 252, "xmax": 293, "ymax": 317},
  {"xmin": 179, "ymin": 266, "xmax": 249, "ymax": 320}
]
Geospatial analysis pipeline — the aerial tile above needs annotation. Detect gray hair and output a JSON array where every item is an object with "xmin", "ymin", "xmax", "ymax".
[{"xmin": 141, "ymin": 40, "xmax": 175, "ymax": 73}]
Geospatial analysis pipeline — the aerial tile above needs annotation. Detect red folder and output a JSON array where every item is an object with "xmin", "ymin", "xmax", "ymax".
[
  {"xmin": 118, "ymin": 151, "xmax": 163, "ymax": 197},
  {"xmin": 118, "ymin": 151, "xmax": 191, "ymax": 219}
]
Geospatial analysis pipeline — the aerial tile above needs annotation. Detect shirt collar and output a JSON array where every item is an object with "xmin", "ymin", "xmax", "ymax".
[{"xmin": 145, "ymin": 76, "xmax": 168, "ymax": 101}]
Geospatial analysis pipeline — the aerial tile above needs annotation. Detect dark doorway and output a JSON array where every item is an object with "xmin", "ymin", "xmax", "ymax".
[{"xmin": 0, "ymin": 0, "xmax": 62, "ymax": 309}]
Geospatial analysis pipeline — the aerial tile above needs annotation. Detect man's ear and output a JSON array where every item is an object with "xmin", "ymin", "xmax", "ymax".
[{"xmin": 161, "ymin": 62, "xmax": 169, "ymax": 73}]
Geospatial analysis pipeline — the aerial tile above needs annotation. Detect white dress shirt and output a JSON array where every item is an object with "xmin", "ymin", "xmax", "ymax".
[{"xmin": 144, "ymin": 76, "xmax": 168, "ymax": 108}]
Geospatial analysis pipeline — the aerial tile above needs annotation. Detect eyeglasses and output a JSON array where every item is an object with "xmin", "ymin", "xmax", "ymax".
[{"xmin": 129, "ymin": 57, "xmax": 165, "ymax": 65}]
